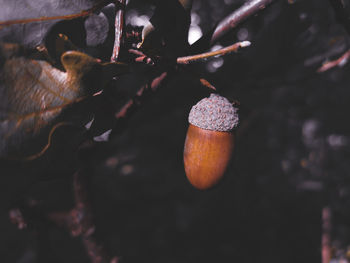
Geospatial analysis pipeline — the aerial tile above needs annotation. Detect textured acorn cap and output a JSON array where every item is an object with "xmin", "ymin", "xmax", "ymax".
[{"xmin": 188, "ymin": 93, "xmax": 239, "ymax": 132}]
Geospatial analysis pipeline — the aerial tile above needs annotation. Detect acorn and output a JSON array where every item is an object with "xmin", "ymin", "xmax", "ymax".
[{"xmin": 183, "ymin": 94, "xmax": 239, "ymax": 190}]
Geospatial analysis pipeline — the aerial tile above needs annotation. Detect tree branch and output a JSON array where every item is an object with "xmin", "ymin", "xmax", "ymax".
[
  {"xmin": 211, "ymin": 0, "xmax": 275, "ymax": 44},
  {"xmin": 317, "ymin": 49, "xmax": 350, "ymax": 72},
  {"xmin": 111, "ymin": 0, "xmax": 126, "ymax": 62},
  {"xmin": 177, "ymin": 41, "xmax": 251, "ymax": 64},
  {"xmin": 190, "ymin": 0, "xmax": 276, "ymax": 52}
]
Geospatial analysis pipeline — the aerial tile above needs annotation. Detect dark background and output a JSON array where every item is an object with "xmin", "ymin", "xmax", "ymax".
[{"xmin": 1, "ymin": 0, "xmax": 350, "ymax": 262}]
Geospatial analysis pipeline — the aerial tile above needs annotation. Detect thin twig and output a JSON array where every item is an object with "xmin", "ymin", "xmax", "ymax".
[
  {"xmin": 190, "ymin": 0, "xmax": 276, "ymax": 52},
  {"xmin": 317, "ymin": 49, "xmax": 350, "ymax": 72},
  {"xmin": 111, "ymin": 0, "xmax": 126, "ymax": 62},
  {"xmin": 177, "ymin": 41, "xmax": 251, "ymax": 64},
  {"xmin": 0, "ymin": 0, "xmax": 113, "ymax": 28},
  {"xmin": 211, "ymin": 0, "xmax": 275, "ymax": 44},
  {"xmin": 129, "ymin": 41, "xmax": 251, "ymax": 66},
  {"xmin": 115, "ymin": 71, "xmax": 168, "ymax": 120}
]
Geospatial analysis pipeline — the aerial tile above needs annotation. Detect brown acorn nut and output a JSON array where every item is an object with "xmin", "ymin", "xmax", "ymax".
[{"xmin": 183, "ymin": 94, "xmax": 239, "ymax": 190}]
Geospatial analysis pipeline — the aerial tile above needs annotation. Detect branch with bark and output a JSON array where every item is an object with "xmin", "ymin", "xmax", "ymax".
[
  {"xmin": 177, "ymin": 41, "xmax": 251, "ymax": 64},
  {"xmin": 190, "ymin": 0, "xmax": 277, "ymax": 53}
]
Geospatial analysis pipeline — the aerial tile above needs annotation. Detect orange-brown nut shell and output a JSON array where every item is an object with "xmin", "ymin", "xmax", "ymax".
[{"xmin": 183, "ymin": 124, "xmax": 235, "ymax": 190}]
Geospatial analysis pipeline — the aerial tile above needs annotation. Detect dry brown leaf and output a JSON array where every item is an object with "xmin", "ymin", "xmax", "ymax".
[{"xmin": 0, "ymin": 43, "xmax": 128, "ymax": 158}]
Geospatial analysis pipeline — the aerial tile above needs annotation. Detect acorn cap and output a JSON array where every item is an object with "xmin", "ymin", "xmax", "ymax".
[{"xmin": 188, "ymin": 93, "xmax": 239, "ymax": 132}]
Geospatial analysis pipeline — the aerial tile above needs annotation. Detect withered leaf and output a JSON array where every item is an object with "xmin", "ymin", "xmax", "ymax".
[
  {"xmin": 0, "ymin": 43, "xmax": 128, "ymax": 158},
  {"xmin": 0, "ymin": 0, "xmax": 113, "ymax": 53}
]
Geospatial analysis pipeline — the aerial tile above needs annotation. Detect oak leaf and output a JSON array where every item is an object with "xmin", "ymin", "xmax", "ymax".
[{"xmin": 0, "ymin": 43, "xmax": 128, "ymax": 158}]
